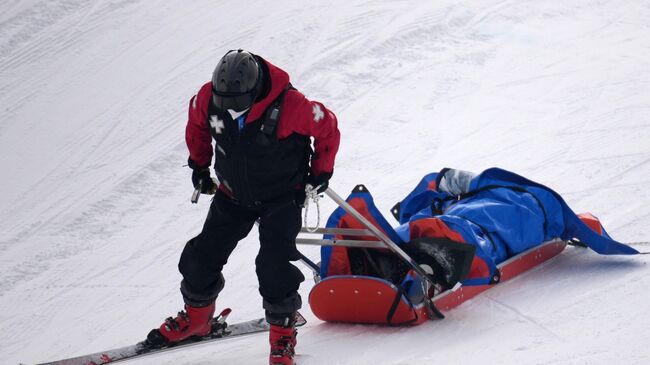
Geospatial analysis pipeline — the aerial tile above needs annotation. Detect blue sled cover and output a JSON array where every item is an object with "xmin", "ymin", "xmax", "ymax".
[{"xmin": 321, "ymin": 167, "xmax": 638, "ymax": 286}]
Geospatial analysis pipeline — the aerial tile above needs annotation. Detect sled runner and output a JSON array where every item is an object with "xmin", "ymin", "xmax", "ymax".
[{"xmin": 298, "ymin": 168, "xmax": 638, "ymax": 326}]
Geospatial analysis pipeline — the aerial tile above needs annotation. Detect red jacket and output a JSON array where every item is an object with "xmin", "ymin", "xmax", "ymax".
[{"xmin": 185, "ymin": 57, "xmax": 340, "ymax": 178}]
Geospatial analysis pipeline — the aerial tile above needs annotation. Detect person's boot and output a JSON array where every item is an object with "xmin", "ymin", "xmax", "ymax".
[
  {"xmin": 158, "ymin": 302, "xmax": 215, "ymax": 343},
  {"xmin": 268, "ymin": 315, "xmax": 297, "ymax": 365}
]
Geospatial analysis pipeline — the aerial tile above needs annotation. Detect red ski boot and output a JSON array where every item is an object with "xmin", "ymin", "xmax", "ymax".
[
  {"xmin": 269, "ymin": 323, "xmax": 297, "ymax": 365},
  {"xmin": 158, "ymin": 302, "xmax": 215, "ymax": 343}
]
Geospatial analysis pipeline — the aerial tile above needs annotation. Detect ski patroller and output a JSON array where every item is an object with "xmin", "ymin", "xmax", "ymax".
[{"xmin": 25, "ymin": 310, "xmax": 307, "ymax": 365}]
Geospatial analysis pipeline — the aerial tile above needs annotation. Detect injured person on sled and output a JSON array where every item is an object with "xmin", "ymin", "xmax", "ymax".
[{"xmin": 306, "ymin": 167, "xmax": 639, "ymax": 326}]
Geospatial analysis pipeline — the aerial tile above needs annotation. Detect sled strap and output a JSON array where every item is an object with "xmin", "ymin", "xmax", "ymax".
[
  {"xmin": 386, "ymin": 281, "xmax": 418, "ymax": 326},
  {"xmin": 568, "ymin": 239, "xmax": 589, "ymax": 248},
  {"xmin": 489, "ymin": 268, "xmax": 502, "ymax": 284}
]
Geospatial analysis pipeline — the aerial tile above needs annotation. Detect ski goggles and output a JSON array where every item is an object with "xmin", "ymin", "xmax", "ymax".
[{"xmin": 211, "ymin": 88, "xmax": 257, "ymax": 113}]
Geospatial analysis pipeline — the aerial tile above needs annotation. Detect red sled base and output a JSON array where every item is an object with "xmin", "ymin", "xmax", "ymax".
[{"xmin": 309, "ymin": 239, "xmax": 567, "ymax": 326}]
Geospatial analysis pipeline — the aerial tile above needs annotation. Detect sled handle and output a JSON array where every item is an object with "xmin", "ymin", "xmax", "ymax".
[
  {"xmin": 296, "ymin": 238, "xmax": 385, "ymax": 248},
  {"xmin": 299, "ymin": 227, "xmax": 373, "ymax": 236},
  {"xmin": 323, "ymin": 187, "xmax": 445, "ymax": 319}
]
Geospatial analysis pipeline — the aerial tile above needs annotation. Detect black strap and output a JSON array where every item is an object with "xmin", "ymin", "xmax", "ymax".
[
  {"xmin": 426, "ymin": 296, "xmax": 445, "ymax": 319},
  {"xmin": 260, "ymin": 84, "xmax": 293, "ymax": 137},
  {"xmin": 386, "ymin": 281, "xmax": 419, "ymax": 326},
  {"xmin": 390, "ymin": 201, "xmax": 401, "ymax": 222},
  {"xmin": 568, "ymin": 239, "xmax": 589, "ymax": 248},
  {"xmin": 489, "ymin": 268, "xmax": 502, "ymax": 284}
]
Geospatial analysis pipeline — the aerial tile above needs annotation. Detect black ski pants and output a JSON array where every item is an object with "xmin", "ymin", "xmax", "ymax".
[{"xmin": 178, "ymin": 191, "xmax": 305, "ymax": 315}]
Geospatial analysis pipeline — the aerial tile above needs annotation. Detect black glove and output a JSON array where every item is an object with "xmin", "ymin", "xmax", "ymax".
[
  {"xmin": 308, "ymin": 171, "xmax": 332, "ymax": 194},
  {"xmin": 192, "ymin": 168, "xmax": 216, "ymax": 193},
  {"xmin": 188, "ymin": 158, "xmax": 216, "ymax": 194}
]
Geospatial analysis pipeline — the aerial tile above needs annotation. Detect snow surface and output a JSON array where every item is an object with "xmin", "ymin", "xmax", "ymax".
[{"xmin": 1, "ymin": 0, "xmax": 649, "ymax": 364}]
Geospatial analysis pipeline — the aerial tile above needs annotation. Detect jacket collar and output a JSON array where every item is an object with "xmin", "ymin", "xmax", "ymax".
[{"xmin": 246, "ymin": 56, "xmax": 290, "ymax": 123}]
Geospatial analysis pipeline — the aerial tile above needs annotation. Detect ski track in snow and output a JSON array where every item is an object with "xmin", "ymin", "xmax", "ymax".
[{"xmin": 1, "ymin": 0, "xmax": 649, "ymax": 364}]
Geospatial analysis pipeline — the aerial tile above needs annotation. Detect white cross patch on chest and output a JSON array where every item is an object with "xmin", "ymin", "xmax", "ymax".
[
  {"xmin": 210, "ymin": 115, "xmax": 224, "ymax": 134},
  {"xmin": 312, "ymin": 104, "xmax": 324, "ymax": 123}
]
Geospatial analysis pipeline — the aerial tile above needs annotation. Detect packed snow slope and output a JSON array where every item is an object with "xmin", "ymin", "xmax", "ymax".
[{"xmin": 1, "ymin": 0, "xmax": 649, "ymax": 364}]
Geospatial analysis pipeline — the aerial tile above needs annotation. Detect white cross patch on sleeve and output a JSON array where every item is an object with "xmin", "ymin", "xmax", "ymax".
[
  {"xmin": 312, "ymin": 104, "xmax": 324, "ymax": 123},
  {"xmin": 210, "ymin": 115, "xmax": 224, "ymax": 134}
]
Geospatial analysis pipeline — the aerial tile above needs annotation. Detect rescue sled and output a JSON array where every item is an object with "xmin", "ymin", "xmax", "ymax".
[
  {"xmin": 298, "ymin": 168, "xmax": 638, "ymax": 326},
  {"xmin": 298, "ymin": 185, "xmax": 568, "ymax": 325}
]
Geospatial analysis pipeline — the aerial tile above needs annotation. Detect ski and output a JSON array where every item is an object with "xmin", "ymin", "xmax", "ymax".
[{"xmin": 25, "ymin": 309, "xmax": 307, "ymax": 365}]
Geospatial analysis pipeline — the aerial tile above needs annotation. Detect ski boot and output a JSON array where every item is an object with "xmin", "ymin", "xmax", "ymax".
[
  {"xmin": 269, "ymin": 315, "xmax": 297, "ymax": 365},
  {"xmin": 145, "ymin": 302, "xmax": 216, "ymax": 348}
]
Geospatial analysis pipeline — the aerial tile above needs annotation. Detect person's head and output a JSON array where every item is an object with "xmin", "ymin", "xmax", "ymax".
[{"xmin": 211, "ymin": 50, "xmax": 262, "ymax": 116}]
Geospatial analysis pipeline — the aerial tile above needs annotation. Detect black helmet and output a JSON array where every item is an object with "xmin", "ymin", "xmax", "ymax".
[{"xmin": 211, "ymin": 50, "xmax": 262, "ymax": 112}]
